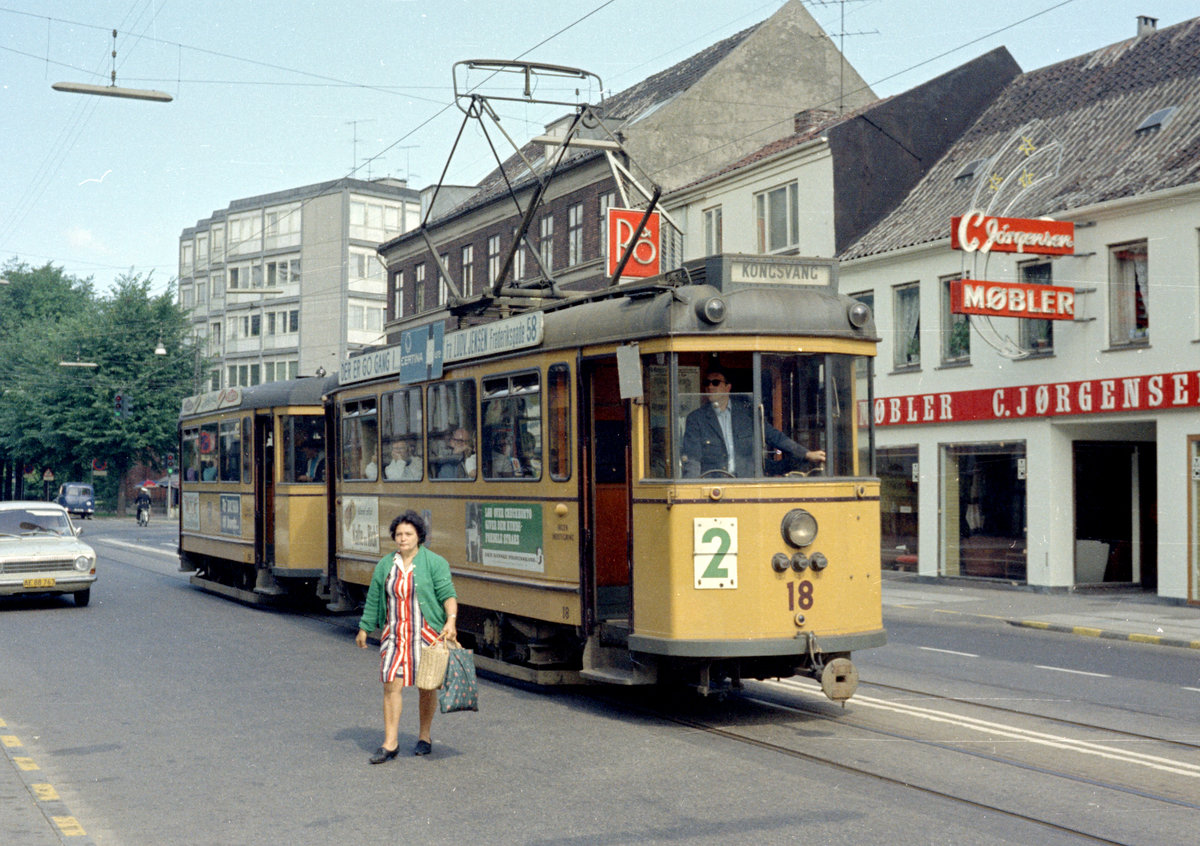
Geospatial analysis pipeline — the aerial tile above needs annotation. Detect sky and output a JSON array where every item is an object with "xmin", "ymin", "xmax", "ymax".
[{"xmin": 1, "ymin": 0, "xmax": 1196, "ymax": 295}]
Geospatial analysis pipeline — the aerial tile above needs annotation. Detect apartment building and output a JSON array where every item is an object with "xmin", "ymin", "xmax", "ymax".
[{"xmin": 178, "ymin": 177, "xmax": 420, "ymax": 390}]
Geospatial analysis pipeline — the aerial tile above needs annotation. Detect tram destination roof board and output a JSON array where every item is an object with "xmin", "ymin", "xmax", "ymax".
[{"xmin": 682, "ymin": 254, "xmax": 838, "ymax": 292}]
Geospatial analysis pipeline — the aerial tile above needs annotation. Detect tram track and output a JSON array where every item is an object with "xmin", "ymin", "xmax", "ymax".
[
  {"xmin": 591, "ymin": 676, "xmax": 1200, "ymax": 845},
  {"xmin": 858, "ymin": 679, "xmax": 1200, "ymax": 754}
]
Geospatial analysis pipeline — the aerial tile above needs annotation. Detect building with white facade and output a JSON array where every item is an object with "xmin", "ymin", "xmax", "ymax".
[
  {"xmin": 178, "ymin": 177, "xmax": 420, "ymax": 390},
  {"xmin": 839, "ymin": 15, "xmax": 1200, "ymax": 603},
  {"xmin": 664, "ymin": 15, "xmax": 1200, "ymax": 604}
]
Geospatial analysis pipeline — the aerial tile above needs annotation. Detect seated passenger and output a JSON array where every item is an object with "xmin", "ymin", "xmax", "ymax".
[
  {"xmin": 436, "ymin": 428, "xmax": 476, "ymax": 479},
  {"xmin": 384, "ymin": 440, "xmax": 421, "ymax": 480}
]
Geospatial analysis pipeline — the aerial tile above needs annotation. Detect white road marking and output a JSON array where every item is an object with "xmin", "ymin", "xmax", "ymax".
[
  {"xmin": 918, "ymin": 646, "xmax": 979, "ymax": 658},
  {"xmin": 1034, "ymin": 665, "xmax": 1111, "ymax": 678},
  {"xmin": 763, "ymin": 678, "xmax": 1200, "ymax": 778},
  {"xmin": 93, "ymin": 538, "xmax": 178, "ymax": 560}
]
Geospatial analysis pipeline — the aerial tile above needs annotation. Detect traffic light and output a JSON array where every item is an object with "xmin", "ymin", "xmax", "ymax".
[{"xmin": 114, "ymin": 393, "xmax": 124, "ymax": 417}]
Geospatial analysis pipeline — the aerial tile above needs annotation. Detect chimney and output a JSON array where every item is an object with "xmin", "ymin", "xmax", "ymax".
[
  {"xmin": 1137, "ymin": 15, "xmax": 1158, "ymax": 36},
  {"xmin": 794, "ymin": 108, "xmax": 836, "ymax": 136}
]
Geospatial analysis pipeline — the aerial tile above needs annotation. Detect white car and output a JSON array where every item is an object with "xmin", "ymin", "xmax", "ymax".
[{"xmin": 0, "ymin": 502, "xmax": 97, "ymax": 606}]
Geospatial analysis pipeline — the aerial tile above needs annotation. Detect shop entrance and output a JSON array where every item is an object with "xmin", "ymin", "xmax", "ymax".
[{"xmin": 1073, "ymin": 441, "xmax": 1157, "ymax": 587}]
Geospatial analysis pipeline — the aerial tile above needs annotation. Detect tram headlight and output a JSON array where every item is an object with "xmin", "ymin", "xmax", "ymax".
[
  {"xmin": 696, "ymin": 295, "xmax": 727, "ymax": 324},
  {"xmin": 848, "ymin": 301, "xmax": 871, "ymax": 329},
  {"xmin": 781, "ymin": 508, "xmax": 818, "ymax": 548}
]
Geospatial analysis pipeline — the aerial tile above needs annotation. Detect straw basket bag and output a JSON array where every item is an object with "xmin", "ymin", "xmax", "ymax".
[{"xmin": 416, "ymin": 637, "xmax": 449, "ymax": 690}]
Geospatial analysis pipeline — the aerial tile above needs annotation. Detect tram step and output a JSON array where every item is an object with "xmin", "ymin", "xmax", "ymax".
[{"xmin": 581, "ymin": 635, "xmax": 656, "ymax": 685}]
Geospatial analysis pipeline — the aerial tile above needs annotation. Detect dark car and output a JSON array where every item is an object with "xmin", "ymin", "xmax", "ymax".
[{"xmin": 56, "ymin": 483, "xmax": 95, "ymax": 518}]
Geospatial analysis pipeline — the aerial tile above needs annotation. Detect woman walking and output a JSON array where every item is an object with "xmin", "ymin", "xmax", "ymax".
[{"xmin": 355, "ymin": 510, "xmax": 458, "ymax": 762}]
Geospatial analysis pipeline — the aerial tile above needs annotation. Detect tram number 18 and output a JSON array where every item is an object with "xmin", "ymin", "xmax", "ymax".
[{"xmin": 786, "ymin": 580, "xmax": 815, "ymax": 611}]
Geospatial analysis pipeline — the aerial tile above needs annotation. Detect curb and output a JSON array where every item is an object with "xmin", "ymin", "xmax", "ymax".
[{"xmin": 1008, "ymin": 619, "xmax": 1200, "ymax": 650}]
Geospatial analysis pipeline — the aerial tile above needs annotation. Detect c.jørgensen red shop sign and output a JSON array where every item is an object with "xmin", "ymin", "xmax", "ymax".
[
  {"xmin": 869, "ymin": 370, "xmax": 1200, "ymax": 426},
  {"xmin": 950, "ymin": 212, "xmax": 1075, "ymax": 256}
]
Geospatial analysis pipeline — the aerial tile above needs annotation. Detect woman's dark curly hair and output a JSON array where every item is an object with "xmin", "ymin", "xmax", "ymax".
[{"xmin": 389, "ymin": 510, "xmax": 427, "ymax": 544}]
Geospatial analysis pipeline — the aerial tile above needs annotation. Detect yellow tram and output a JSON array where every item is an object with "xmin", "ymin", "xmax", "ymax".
[
  {"xmin": 177, "ymin": 378, "xmax": 335, "ymax": 600},
  {"xmin": 325, "ymin": 253, "xmax": 885, "ymax": 698}
]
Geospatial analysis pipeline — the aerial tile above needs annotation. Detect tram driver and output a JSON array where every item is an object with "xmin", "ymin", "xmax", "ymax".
[{"xmin": 681, "ymin": 365, "xmax": 824, "ymax": 478}]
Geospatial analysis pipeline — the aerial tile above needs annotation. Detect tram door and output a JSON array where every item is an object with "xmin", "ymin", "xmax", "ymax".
[
  {"xmin": 253, "ymin": 414, "xmax": 275, "ymax": 566},
  {"xmin": 582, "ymin": 360, "xmax": 632, "ymax": 627}
]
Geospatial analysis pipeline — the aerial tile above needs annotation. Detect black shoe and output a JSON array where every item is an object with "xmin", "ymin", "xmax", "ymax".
[
  {"xmin": 369, "ymin": 745, "xmax": 400, "ymax": 764},
  {"xmin": 414, "ymin": 739, "xmax": 432, "ymax": 756}
]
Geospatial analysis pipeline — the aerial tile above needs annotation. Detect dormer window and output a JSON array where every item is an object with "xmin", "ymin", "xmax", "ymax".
[
  {"xmin": 1135, "ymin": 106, "xmax": 1176, "ymax": 135},
  {"xmin": 954, "ymin": 157, "xmax": 987, "ymax": 182}
]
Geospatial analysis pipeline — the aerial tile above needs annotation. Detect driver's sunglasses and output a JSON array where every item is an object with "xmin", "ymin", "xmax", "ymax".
[{"xmin": 705, "ymin": 378, "xmax": 726, "ymax": 386}]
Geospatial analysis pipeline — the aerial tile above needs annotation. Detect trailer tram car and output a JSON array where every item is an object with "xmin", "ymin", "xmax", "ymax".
[
  {"xmin": 177, "ymin": 377, "xmax": 336, "ymax": 602},
  {"xmin": 327, "ymin": 253, "xmax": 884, "ymax": 699}
]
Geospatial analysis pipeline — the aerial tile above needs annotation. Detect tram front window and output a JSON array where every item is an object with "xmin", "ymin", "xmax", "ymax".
[{"xmin": 657, "ymin": 352, "xmax": 861, "ymax": 480}]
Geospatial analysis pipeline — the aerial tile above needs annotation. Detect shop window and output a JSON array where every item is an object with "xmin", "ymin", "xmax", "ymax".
[
  {"xmin": 879, "ymin": 446, "xmax": 918, "ymax": 570},
  {"xmin": 894, "ymin": 282, "xmax": 920, "ymax": 369},
  {"xmin": 1019, "ymin": 260, "xmax": 1055, "ymax": 353},
  {"xmin": 1109, "ymin": 240, "xmax": 1148, "ymax": 346},
  {"xmin": 941, "ymin": 274, "xmax": 969, "ymax": 364},
  {"xmin": 940, "ymin": 442, "xmax": 1026, "ymax": 581}
]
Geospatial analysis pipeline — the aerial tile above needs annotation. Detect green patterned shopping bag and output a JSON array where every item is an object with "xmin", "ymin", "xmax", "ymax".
[{"xmin": 438, "ymin": 642, "xmax": 479, "ymax": 713}]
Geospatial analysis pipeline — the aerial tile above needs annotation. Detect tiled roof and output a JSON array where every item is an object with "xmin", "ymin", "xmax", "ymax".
[{"xmin": 840, "ymin": 17, "xmax": 1200, "ymax": 261}]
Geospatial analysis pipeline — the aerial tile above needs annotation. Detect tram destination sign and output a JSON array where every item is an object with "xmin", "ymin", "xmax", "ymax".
[{"xmin": 729, "ymin": 256, "xmax": 833, "ymax": 287}]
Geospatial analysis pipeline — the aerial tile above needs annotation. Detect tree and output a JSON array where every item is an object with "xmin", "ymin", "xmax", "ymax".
[{"xmin": 0, "ymin": 262, "xmax": 197, "ymax": 509}]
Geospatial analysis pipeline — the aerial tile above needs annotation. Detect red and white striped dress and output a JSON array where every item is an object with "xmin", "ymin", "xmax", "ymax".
[{"xmin": 378, "ymin": 553, "xmax": 440, "ymax": 684}]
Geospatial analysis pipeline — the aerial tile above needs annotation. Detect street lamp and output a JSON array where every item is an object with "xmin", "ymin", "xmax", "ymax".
[{"xmin": 52, "ymin": 30, "xmax": 173, "ymax": 104}]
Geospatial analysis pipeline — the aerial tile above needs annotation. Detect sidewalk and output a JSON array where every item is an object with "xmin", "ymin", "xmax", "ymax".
[
  {"xmin": 0, "ymin": 721, "xmax": 95, "ymax": 846},
  {"xmin": 882, "ymin": 571, "xmax": 1200, "ymax": 650}
]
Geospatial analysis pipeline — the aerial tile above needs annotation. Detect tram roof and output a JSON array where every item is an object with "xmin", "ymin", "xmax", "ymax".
[
  {"xmin": 535, "ymin": 253, "xmax": 875, "ymax": 349},
  {"xmin": 180, "ymin": 374, "xmax": 336, "ymax": 419}
]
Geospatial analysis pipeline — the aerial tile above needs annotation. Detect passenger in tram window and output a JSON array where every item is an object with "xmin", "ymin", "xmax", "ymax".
[
  {"xmin": 681, "ymin": 365, "xmax": 824, "ymax": 478},
  {"xmin": 298, "ymin": 443, "xmax": 325, "ymax": 482},
  {"xmin": 361, "ymin": 441, "xmax": 379, "ymax": 481},
  {"xmin": 355, "ymin": 510, "xmax": 458, "ymax": 762},
  {"xmin": 488, "ymin": 430, "xmax": 522, "ymax": 478},
  {"xmin": 436, "ymin": 428, "xmax": 476, "ymax": 479},
  {"xmin": 384, "ymin": 440, "xmax": 421, "ymax": 481}
]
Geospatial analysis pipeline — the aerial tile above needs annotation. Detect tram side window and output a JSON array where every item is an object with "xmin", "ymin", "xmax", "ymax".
[
  {"xmin": 758, "ymin": 354, "xmax": 827, "ymax": 477},
  {"xmin": 181, "ymin": 427, "xmax": 199, "ymax": 482},
  {"xmin": 283, "ymin": 415, "xmax": 326, "ymax": 483},
  {"xmin": 382, "ymin": 387, "xmax": 423, "ymax": 482},
  {"xmin": 341, "ymin": 398, "xmax": 379, "ymax": 481},
  {"xmin": 219, "ymin": 419, "xmax": 241, "ymax": 482},
  {"xmin": 642, "ymin": 355, "xmax": 671, "ymax": 479},
  {"xmin": 242, "ymin": 416, "xmax": 253, "ymax": 483},
  {"xmin": 547, "ymin": 363, "xmax": 570, "ymax": 481},
  {"xmin": 199, "ymin": 423, "xmax": 219, "ymax": 480},
  {"xmin": 429, "ymin": 380, "xmax": 477, "ymax": 480},
  {"xmin": 482, "ymin": 371, "xmax": 541, "ymax": 480}
]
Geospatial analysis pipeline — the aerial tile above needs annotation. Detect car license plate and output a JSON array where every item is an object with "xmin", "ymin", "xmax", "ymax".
[{"xmin": 23, "ymin": 578, "xmax": 56, "ymax": 588}]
